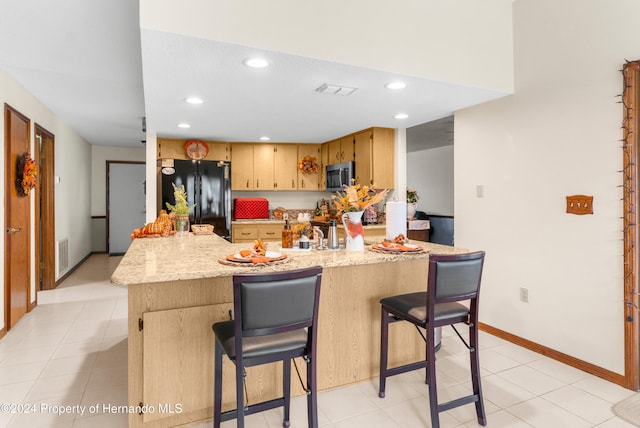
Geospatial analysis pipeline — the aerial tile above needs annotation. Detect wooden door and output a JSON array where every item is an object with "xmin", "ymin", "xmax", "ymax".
[
  {"xmin": 34, "ymin": 125, "xmax": 55, "ymax": 290},
  {"xmin": 253, "ymin": 143, "xmax": 274, "ymax": 190},
  {"xmin": 4, "ymin": 104, "xmax": 31, "ymax": 329},
  {"xmin": 230, "ymin": 143, "xmax": 254, "ymax": 190},
  {"xmin": 274, "ymin": 144, "xmax": 298, "ymax": 190},
  {"xmin": 297, "ymin": 144, "xmax": 321, "ymax": 190},
  {"xmin": 354, "ymin": 130, "xmax": 372, "ymax": 186},
  {"xmin": 107, "ymin": 162, "xmax": 146, "ymax": 255}
]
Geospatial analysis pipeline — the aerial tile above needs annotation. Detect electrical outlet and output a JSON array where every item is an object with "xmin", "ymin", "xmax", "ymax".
[{"xmin": 520, "ymin": 287, "xmax": 529, "ymax": 303}]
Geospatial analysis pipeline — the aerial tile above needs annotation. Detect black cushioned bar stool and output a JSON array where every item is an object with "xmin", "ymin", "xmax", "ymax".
[
  {"xmin": 212, "ymin": 266, "xmax": 323, "ymax": 428},
  {"xmin": 378, "ymin": 251, "xmax": 486, "ymax": 428}
]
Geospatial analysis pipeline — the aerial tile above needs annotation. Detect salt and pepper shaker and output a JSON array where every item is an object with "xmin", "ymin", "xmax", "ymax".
[{"xmin": 327, "ymin": 220, "xmax": 339, "ymax": 249}]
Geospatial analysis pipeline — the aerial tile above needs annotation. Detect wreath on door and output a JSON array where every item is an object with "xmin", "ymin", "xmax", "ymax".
[{"xmin": 16, "ymin": 152, "xmax": 37, "ymax": 197}]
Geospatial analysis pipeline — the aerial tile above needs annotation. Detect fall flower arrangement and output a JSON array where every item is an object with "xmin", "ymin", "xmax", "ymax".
[
  {"xmin": 332, "ymin": 181, "xmax": 389, "ymax": 214},
  {"xmin": 165, "ymin": 183, "xmax": 195, "ymax": 215},
  {"xmin": 16, "ymin": 152, "xmax": 37, "ymax": 197}
]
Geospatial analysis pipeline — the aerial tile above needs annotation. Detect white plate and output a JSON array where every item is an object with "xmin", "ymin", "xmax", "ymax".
[{"xmin": 265, "ymin": 251, "xmax": 282, "ymax": 258}]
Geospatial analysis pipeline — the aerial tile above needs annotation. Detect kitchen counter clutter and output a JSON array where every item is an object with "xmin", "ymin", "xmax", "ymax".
[{"xmin": 112, "ymin": 233, "xmax": 467, "ymax": 428}]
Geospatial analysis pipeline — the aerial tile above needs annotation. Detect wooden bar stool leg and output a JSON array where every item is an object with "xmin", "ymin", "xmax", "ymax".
[
  {"xmin": 283, "ymin": 359, "xmax": 291, "ymax": 427},
  {"xmin": 307, "ymin": 355, "xmax": 318, "ymax": 428},
  {"xmin": 236, "ymin": 360, "xmax": 245, "ymax": 428},
  {"xmin": 426, "ymin": 329, "xmax": 440, "ymax": 428},
  {"xmin": 470, "ymin": 323, "xmax": 487, "ymax": 425},
  {"xmin": 379, "ymin": 306, "xmax": 389, "ymax": 398},
  {"xmin": 213, "ymin": 343, "xmax": 223, "ymax": 428}
]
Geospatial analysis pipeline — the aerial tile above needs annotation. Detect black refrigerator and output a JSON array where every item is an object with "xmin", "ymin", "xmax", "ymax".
[{"xmin": 161, "ymin": 159, "xmax": 232, "ymax": 241}]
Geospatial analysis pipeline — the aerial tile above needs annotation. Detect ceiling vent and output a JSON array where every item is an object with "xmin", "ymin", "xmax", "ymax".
[{"xmin": 315, "ymin": 83, "xmax": 357, "ymax": 96}]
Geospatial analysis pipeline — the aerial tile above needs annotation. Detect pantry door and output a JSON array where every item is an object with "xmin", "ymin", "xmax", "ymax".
[
  {"xmin": 107, "ymin": 161, "xmax": 145, "ymax": 255},
  {"xmin": 4, "ymin": 104, "xmax": 31, "ymax": 330}
]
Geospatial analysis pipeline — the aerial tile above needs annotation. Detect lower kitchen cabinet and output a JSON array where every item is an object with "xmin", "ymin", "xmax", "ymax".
[{"xmin": 232, "ymin": 223, "xmax": 282, "ymax": 243}]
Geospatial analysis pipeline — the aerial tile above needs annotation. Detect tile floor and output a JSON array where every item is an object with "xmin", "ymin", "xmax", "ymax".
[{"xmin": 0, "ymin": 254, "xmax": 637, "ymax": 428}]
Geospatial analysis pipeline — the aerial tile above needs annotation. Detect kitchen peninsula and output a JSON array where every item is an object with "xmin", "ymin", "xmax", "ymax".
[{"xmin": 112, "ymin": 234, "xmax": 465, "ymax": 428}]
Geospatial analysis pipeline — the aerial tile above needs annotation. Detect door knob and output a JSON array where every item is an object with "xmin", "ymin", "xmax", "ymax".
[{"xmin": 6, "ymin": 227, "xmax": 22, "ymax": 234}]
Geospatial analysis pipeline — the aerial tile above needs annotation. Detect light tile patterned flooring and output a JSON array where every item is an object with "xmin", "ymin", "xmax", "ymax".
[{"xmin": 0, "ymin": 254, "xmax": 636, "ymax": 427}]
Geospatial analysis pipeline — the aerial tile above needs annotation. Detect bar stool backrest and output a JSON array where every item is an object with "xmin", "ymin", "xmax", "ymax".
[
  {"xmin": 234, "ymin": 267, "xmax": 323, "ymax": 338},
  {"xmin": 431, "ymin": 253, "xmax": 485, "ymax": 303}
]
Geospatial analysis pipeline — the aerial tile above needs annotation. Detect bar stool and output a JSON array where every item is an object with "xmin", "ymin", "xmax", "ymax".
[
  {"xmin": 378, "ymin": 251, "xmax": 486, "ymax": 428},
  {"xmin": 212, "ymin": 266, "xmax": 323, "ymax": 428}
]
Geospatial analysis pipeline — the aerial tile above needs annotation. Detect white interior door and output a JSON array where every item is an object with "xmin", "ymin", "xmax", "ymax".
[{"xmin": 108, "ymin": 162, "xmax": 146, "ymax": 255}]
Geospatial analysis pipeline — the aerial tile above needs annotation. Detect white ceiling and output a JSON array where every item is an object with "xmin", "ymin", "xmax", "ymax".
[{"xmin": 0, "ymin": 0, "xmax": 503, "ymax": 149}]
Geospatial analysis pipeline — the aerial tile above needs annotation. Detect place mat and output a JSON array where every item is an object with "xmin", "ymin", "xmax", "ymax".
[
  {"xmin": 368, "ymin": 243, "xmax": 427, "ymax": 255},
  {"xmin": 219, "ymin": 252, "xmax": 290, "ymax": 267},
  {"xmin": 612, "ymin": 393, "xmax": 640, "ymax": 427}
]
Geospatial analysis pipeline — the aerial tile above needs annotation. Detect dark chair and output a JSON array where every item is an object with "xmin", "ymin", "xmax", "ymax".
[
  {"xmin": 212, "ymin": 266, "xmax": 323, "ymax": 428},
  {"xmin": 378, "ymin": 251, "xmax": 486, "ymax": 428}
]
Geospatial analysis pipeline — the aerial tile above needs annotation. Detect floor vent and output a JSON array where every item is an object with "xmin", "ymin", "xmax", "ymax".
[{"xmin": 56, "ymin": 239, "xmax": 69, "ymax": 275}]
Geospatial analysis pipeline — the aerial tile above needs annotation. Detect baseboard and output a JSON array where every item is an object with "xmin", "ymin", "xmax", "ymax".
[
  {"xmin": 0, "ymin": 326, "xmax": 6, "ymax": 340},
  {"xmin": 479, "ymin": 322, "xmax": 628, "ymax": 389},
  {"xmin": 55, "ymin": 253, "xmax": 92, "ymax": 287}
]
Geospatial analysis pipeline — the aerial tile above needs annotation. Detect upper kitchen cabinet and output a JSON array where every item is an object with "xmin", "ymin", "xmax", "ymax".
[
  {"xmin": 274, "ymin": 144, "xmax": 298, "ymax": 190},
  {"xmin": 297, "ymin": 144, "xmax": 322, "ymax": 191},
  {"xmin": 230, "ymin": 143, "xmax": 254, "ymax": 190},
  {"xmin": 353, "ymin": 127, "xmax": 395, "ymax": 189},
  {"xmin": 157, "ymin": 138, "xmax": 229, "ymax": 161},
  {"xmin": 253, "ymin": 144, "xmax": 275, "ymax": 190},
  {"xmin": 327, "ymin": 136, "xmax": 355, "ymax": 165},
  {"xmin": 320, "ymin": 143, "xmax": 329, "ymax": 191}
]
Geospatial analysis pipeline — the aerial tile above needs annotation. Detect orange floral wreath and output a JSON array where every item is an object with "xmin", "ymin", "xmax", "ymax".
[
  {"xmin": 16, "ymin": 152, "xmax": 37, "ymax": 197},
  {"xmin": 297, "ymin": 156, "xmax": 319, "ymax": 174}
]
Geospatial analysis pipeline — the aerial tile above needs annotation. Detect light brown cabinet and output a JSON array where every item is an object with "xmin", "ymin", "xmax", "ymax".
[
  {"xmin": 297, "ymin": 144, "xmax": 322, "ymax": 191},
  {"xmin": 157, "ymin": 138, "xmax": 229, "ymax": 161},
  {"xmin": 253, "ymin": 144, "xmax": 275, "ymax": 190},
  {"xmin": 230, "ymin": 143, "xmax": 254, "ymax": 190},
  {"xmin": 320, "ymin": 143, "xmax": 329, "ymax": 191},
  {"xmin": 274, "ymin": 144, "xmax": 299, "ymax": 190},
  {"xmin": 353, "ymin": 127, "xmax": 395, "ymax": 189},
  {"xmin": 232, "ymin": 223, "xmax": 282, "ymax": 243},
  {"xmin": 327, "ymin": 136, "xmax": 354, "ymax": 165}
]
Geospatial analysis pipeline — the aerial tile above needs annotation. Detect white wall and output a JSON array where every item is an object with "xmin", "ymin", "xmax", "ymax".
[
  {"xmin": 91, "ymin": 145, "xmax": 146, "ymax": 216},
  {"xmin": 0, "ymin": 69, "xmax": 92, "ymax": 331},
  {"xmin": 140, "ymin": 0, "xmax": 514, "ymax": 93},
  {"xmin": 407, "ymin": 145, "xmax": 454, "ymax": 216},
  {"xmin": 455, "ymin": 0, "xmax": 640, "ymax": 374}
]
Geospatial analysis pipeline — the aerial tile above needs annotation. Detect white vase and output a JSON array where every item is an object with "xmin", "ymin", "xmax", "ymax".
[
  {"xmin": 407, "ymin": 203, "xmax": 418, "ymax": 219},
  {"xmin": 341, "ymin": 211, "xmax": 365, "ymax": 251}
]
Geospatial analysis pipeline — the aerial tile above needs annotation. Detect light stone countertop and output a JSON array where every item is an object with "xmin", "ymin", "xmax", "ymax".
[{"xmin": 111, "ymin": 233, "xmax": 465, "ymax": 286}]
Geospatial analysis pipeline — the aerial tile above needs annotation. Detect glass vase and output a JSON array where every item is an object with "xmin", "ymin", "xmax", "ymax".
[{"xmin": 175, "ymin": 214, "xmax": 190, "ymax": 236}]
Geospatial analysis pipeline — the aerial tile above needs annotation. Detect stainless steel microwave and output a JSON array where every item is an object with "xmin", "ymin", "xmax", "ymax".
[{"xmin": 325, "ymin": 161, "xmax": 355, "ymax": 192}]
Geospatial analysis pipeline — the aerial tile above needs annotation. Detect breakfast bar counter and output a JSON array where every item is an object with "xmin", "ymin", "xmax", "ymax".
[{"xmin": 112, "ymin": 234, "xmax": 466, "ymax": 428}]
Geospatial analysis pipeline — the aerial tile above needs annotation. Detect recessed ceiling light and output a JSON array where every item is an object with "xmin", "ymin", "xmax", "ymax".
[
  {"xmin": 177, "ymin": 123, "xmax": 191, "ymax": 128},
  {"xmin": 244, "ymin": 57, "xmax": 270, "ymax": 68},
  {"xmin": 386, "ymin": 81, "xmax": 407, "ymax": 90},
  {"xmin": 185, "ymin": 97, "xmax": 203, "ymax": 104},
  {"xmin": 259, "ymin": 136, "xmax": 271, "ymax": 141},
  {"xmin": 394, "ymin": 113, "xmax": 409, "ymax": 119}
]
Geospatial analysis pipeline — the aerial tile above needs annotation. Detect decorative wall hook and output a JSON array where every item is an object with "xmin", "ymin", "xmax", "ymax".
[{"xmin": 566, "ymin": 195, "xmax": 593, "ymax": 215}]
